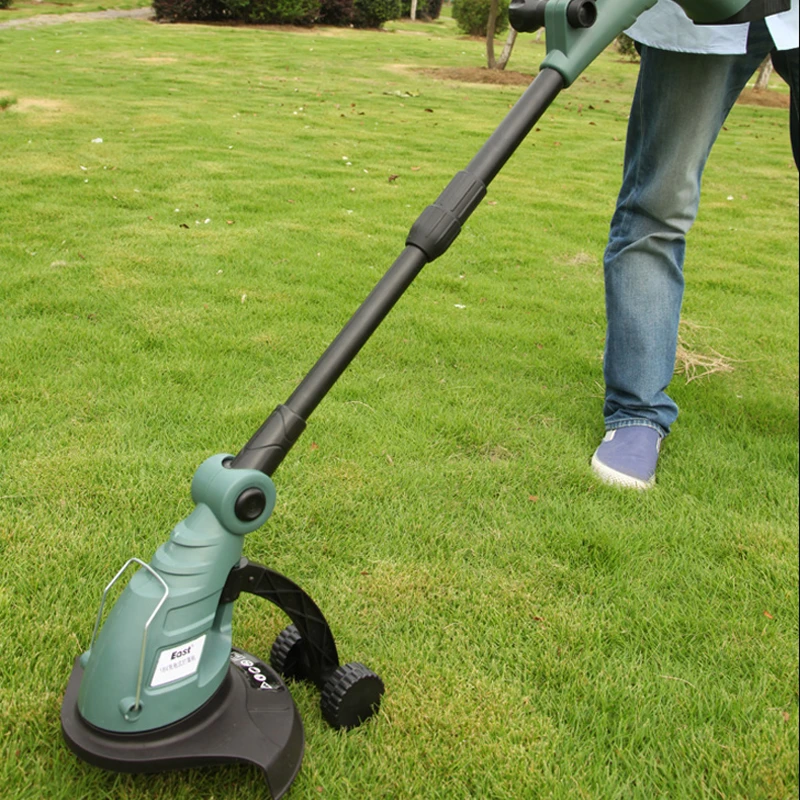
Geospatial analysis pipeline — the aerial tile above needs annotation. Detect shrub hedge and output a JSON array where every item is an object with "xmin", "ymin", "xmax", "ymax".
[
  {"xmin": 317, "ymin": 0, "xmax": 355, "ymax": 25},
  {"xmin": 399, "ymin": 0, "xmax": 443, "ymax": 20},
  {"xmin": 615, "ymin": 33, "xmax": 641, "ymax": 61},
  {"xmin": 153, "ymin": 0, "xmax": 400, "ymax": 26},
  {"xmin": 451, "ymin": 0, "xmax": 508, "ymax": 36},
  {"xmin": 353, "ymin": 0, "xmax": 400, "ymax": 27},
  {"xmin": 153, "ymin": 0, "xmax": 226, "ymax": 22}
]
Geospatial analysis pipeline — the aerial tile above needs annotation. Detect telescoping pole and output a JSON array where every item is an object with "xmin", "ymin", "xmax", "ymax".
[{"xmin": 230, "ymin": 68, "xmax": 565, "ymax": 476}]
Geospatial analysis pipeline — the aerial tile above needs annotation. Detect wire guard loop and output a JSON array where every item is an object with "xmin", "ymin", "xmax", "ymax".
[{"xmin": 88, "ymin": 558, "xmax": 170, "ymax": 715}]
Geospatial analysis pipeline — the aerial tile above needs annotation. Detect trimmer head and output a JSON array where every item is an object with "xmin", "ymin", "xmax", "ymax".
[{"xmin": 62, "ymin": 647, "xmax": 305, "ymax": 799}]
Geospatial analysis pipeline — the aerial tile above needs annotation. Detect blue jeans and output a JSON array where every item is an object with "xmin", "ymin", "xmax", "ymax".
[{"xmin": 602, "ymin": 22, "xmax": 799, "ymax": 437}]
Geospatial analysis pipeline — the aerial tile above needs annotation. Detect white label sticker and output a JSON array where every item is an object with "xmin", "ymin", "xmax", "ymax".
[{"xmin": 150, "ymin": 634, "xmax": 207, "ymax": 687}]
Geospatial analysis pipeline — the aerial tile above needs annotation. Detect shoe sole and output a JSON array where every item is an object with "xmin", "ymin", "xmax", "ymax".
[{"xmin": 591, "ymin": 453, "xmax": 655, "ymax": 490}]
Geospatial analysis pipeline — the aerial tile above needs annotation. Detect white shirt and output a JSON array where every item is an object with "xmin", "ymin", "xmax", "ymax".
[{"xmin": 626, "ymin": 0, "xmax": 799, "ymax": 53}]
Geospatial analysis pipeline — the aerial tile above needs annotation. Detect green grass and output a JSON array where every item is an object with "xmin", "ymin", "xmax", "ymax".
[{"xmin": 1, "ymin": 12, "xmax": 798, "ymax": 800}]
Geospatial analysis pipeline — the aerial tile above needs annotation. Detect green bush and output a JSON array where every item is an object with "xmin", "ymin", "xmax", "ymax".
[
  {"xmin": 399, "ymin": 0, "xmax": 443, "ymax": 19},
  {"xmin": 153, "ymin": 0, "xmax": 227, "ymax": 21},
  {"xmin": 0, "ymin": 0, "xmax": 11, "ymax": 9},
  {"xmin": 154, "ymin": 0, "xmax": 397, "ymax": 25},
  {"xmin": 352, "ymin": 0, "xmax": 400, "ymax": 27},
  {"xmin": 615, "ymin": 33, "xmax": 640, "ymax": 61},
  {"xmin": 318, "ymin": 0, "xmax": 355, "ymax": 24},
  {"xmin": 451, "ymin": 0, "xmax": 507, "ymax": 36},
  {"xmin": 225, "ymin": 0, "xmax": 320, "ymax": 24}
]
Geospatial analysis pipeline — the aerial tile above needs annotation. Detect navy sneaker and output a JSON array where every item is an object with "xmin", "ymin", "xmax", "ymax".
[{"xmin": 591, "ymin": 426, "xmax": 663, "ymax": 489}]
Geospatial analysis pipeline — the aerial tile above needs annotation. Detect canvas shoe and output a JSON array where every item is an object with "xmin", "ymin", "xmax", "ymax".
[{"xmin": 591, "ymin": 426, "xmax": 662, "ymax": 489}]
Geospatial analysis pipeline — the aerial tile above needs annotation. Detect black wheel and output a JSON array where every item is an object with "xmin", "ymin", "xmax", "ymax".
[
  {"xmin": 320, "ymin": 662, "xmax": 384, "ymax": 730},
  {"xmin": 269, "ymin": 624, "xmax": 310, "ymax": 682}
]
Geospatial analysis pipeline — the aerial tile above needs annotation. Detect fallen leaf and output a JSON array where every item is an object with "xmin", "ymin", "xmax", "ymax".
[
  {"xmin": 388, "ymin": 174, "xmax": 399, "ymax": 182},
  {"xmin": 310, "ymin": 442, "xmax": 319, "ymax": 450},
  {"xmin": 528, "ymin": 495, "xmax": 539, "ymax": 502},
  {"xmin": 763, "ymin": 610, "xmax": 774, "ymax": 619},
  {"xmin": 424, "ymin": 108, "xmax": 434, "ymax": 113},
  {"xmin": 180, "ymin": 223, "xmax": 189, "ymax": 229},
  {"xmin": 411, "ymin": 166, "xmax": 421, "ymax": 171}
]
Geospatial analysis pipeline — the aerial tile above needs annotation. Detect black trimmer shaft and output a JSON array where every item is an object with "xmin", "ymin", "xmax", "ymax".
[{"xmin": 231, "ymin": 68, "xmax": 565, "ymax": 477}]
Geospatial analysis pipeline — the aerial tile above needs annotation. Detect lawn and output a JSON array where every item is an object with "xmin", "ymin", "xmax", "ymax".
[{"xmin": 0, "ymin": 9, "xmax": 797, "ymax": 800}]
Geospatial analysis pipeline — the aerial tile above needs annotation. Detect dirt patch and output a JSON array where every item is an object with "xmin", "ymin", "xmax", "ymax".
[
  {"xmin": 737, "ymin": 88, "xmax": 790, "ymax": 108},
  {"xmin": 137, "ymin": 56, "xmax": 179, "ymax": 65},
  {"xmin": 421, "ymin": 66, "xmax": 534, "ymax": 87},
  {"xmin": 13, "ymin": 97, "xmax": 71, "ymax": 113}
]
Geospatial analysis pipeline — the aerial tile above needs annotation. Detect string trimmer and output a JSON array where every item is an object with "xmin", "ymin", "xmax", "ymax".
[{"xmin": 60, "ymin": 1, "xmax": 787, "ymax": 797}]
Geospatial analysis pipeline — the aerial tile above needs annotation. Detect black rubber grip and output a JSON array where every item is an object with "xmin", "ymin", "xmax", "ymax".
[{"xmin": 406, "ymin": 170, "xmax": 487, "ymax": 261}]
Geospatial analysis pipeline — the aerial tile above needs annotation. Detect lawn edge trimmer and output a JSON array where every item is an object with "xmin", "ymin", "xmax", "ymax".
[{"xmin": 60, "ymin": 1, "xmax": 784, "ymax": 797}]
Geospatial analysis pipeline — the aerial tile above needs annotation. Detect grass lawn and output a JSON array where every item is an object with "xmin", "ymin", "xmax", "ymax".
[{"xmin": 0, "ymin": 9, "xmax": 797, "ymax": 800}]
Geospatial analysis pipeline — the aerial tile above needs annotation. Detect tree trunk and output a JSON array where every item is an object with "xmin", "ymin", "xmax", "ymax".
[
  {"xmin": 410, "ymin": 0, "xmax": 417, "ymax": 21},
  {"xmin": 486, "ymin": 0, "xmax": 499, "ymax": 69},
  {"xmin": 496, "ymin": 29, "xmax": 518, "ymax": 70},
  {"xmin": 754, "ymin": 57, "xmax": 773, "ymax": 91}
]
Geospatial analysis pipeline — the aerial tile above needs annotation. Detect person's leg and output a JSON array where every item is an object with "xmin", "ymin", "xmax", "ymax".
[
  {"xmin": 770, "ymin": 46, "xmax": 799, "ymax": 169},
  {"xmin": 594, "ymin": 26, "xmax": 773, "ymax": 488}
]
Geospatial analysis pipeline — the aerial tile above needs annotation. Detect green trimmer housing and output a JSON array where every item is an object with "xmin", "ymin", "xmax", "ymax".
[{"xmin": 60, "ymin": 0, "xmax": 788, "ymax": 797}]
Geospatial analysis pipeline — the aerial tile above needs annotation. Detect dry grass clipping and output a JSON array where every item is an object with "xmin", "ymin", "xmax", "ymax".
[{"xmin": 674, "ymin": 320, "xmax": 736, "ymax": 383}]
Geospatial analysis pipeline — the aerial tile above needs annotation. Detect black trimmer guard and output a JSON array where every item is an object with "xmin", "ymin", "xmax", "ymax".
[{"xmin": 61, "ymin": 648, "xmax": 304, "ymax": 800}]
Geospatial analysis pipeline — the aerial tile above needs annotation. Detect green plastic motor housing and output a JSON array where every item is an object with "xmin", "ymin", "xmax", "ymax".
[{"xmin": 76, "ymin": 455, "xmax": 276, "ymax": 733}]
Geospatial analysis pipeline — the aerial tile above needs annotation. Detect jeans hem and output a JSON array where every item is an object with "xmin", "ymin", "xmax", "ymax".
[{"xmin": 605, "ymin": 420, "xmax": 667, "ymax": 438}]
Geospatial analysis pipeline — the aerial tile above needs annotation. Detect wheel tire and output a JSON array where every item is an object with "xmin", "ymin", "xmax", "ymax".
[
  {"xmin": 269, "ymin": 624, "xmax": 309, "ymax": 682},
  {"xmin": 320, "ymin": 662, "xmax": 385, "ymax": 730}
]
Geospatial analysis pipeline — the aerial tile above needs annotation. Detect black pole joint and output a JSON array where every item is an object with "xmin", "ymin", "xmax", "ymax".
[
  {"xmin": 229, "ymin": 404, "xmax": 306, "ymax": 475},
  {"xmin": 405, "ymin": 170, "xmax": 487, "ymax": 261}
]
